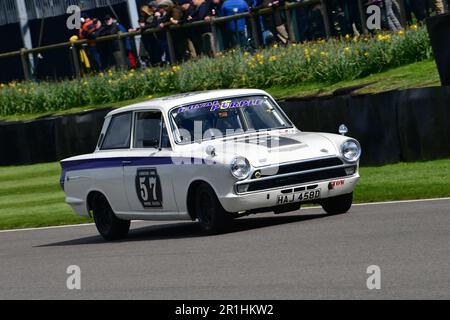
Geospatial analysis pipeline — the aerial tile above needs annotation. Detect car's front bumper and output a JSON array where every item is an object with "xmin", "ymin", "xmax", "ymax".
[{"xmin": 218, "ymin": 174, "xmax": 360, "ymax": 213}]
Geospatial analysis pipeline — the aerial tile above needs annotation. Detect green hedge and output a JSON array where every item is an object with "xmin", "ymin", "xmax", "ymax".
[{"xmin": 0, "ymin": 25, "xmax": 432, "ymax": 116}]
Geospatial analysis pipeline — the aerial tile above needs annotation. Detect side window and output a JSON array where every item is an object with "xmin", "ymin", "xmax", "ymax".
[
  {"xmin": 134, "ymin": 111, "xmax": 171, "ymax": 149},
  {"xmin": 101, "ymin": 113, "xmax": 132, "ymax": 150}
]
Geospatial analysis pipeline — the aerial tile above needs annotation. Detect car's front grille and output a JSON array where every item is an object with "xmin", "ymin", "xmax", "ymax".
[
  {"xmin": 252, "ymin": 157, "xmax": 344, "ymax": 178},
  {"xmin": 237, "ymin": 157, "xmax": 356, "ymax": 193},
  {"xmin": 247, "ymin": 166, "xmax": 349, "ymax": 192}
]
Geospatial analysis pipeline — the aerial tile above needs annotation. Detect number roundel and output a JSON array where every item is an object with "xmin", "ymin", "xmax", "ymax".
[{"xmin": 135, "ymin": 168, "xmax": 163, "ymax": 208}]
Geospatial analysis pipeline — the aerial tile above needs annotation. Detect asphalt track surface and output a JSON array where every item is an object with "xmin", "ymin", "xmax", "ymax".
[{"xmin": 0, "ymin": 198, "xmax": 449, "ymax": 299}]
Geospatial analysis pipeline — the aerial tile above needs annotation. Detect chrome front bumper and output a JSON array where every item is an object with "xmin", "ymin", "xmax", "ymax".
[{"xmin": 219, "ymin": 174, "xmax": 360, "ymax": 213}]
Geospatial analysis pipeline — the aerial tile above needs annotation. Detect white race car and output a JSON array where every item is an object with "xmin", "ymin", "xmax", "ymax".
[{"xmin": 61, "ymin": 89, "xmax": 361, "ymax": 240}]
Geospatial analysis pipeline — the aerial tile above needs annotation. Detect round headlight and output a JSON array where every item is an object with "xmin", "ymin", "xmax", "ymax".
[
  {"xmin": 231, "ymin": 156, "xmax": 251, "ymax": 179},
  {"xmin": 341, "ymin": 140, "xmax": 361, "ymax": 162}
]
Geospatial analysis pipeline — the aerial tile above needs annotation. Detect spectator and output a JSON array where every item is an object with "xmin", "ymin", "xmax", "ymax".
[
  {"xmin": 179, "ymin": 0, "xmax": 199, "ymax": 58},
  {"xmin": 221, "ymin": 0, "xmax": 249, "ymax": 49},
  {"xmin": 252, "ymin": 0, "xmax": 289, "ymax": 45},
  {"xmin": 130, "ymin": 4, "xmax": 163, "ymax": 66},
  {"xmin": 69, "ymin": 35, "xmax": 92, "ymax": 74},
  {"xmin": 208, "ymin": 0, "xmax": 225, "ymax": 53},
  {"xmin": 117, "ymin": 22, "xmax": 138, "ymax": 69},
  {"xmin": 158, "ymin": 0, "xmax": 189, "ymax": 62},
  {"xmin": 179, "ymin": 0, "xmax": 196, "ymax": 21},
  {"xmin": 209, "ymin": 0, "xmax": 223, "ymax": 17},
  {"xmin": 97, "ymin": 15, "xmax": 128, "ymax": 69},
  {"xmin": 191, "ymin": 0, "xmax": 215, "ymax": 56},
  {"xmin": 79, "ymin": 14, "xmax": 102, "ymax": 70}
]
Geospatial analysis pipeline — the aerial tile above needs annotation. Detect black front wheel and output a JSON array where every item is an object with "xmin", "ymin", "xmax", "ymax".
[
  {"xmin": 92, "ymin": 194, "xmax": 130, "ymax": 241},
  {"xmin": 195, "ymin": 184, "xmax": 233, "ymax": 234},
  {"xmin": 321, "ymin": 192, "xmax": 353, "ymax": 215}
]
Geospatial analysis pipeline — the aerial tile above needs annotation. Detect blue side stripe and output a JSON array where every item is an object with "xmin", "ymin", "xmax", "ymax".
[
  {"xmin": 60, "ymin": 156, "xmax": 205, "ymax": 190},
  {"xmin": 61, "ymin": 156, "xmax": 205, "ymax": 173}
]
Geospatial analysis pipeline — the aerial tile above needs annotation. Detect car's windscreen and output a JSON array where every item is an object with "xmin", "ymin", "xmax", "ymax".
[{"xmin": 170, "ymin": 96, "xmax": 292, "ymax": 144}]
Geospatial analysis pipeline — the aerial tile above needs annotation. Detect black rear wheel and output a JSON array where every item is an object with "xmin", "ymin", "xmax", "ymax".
[
  {"xmin": 92, "ymin": 194, "xmax": 130, "ymax": 240},
  {"xmin": 195, "ymin": 184, "xmax": 233, "ymax": 234},
  {"xmin": 321, "ymin": 192, "xmax": 353, "ymax": 215}
]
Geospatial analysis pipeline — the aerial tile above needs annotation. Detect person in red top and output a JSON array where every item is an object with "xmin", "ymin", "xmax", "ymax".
[{"xmin": 79, "ymin": 14, "xmax": 103, "ymax": 70}]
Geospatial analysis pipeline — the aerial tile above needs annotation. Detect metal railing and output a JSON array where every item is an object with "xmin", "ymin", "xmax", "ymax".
[{"xmin": 0, "ymin": 0, "xmax": 443, "ymax": 81}]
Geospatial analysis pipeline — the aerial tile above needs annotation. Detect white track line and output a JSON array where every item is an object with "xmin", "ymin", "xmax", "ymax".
[
  {"xmin": 352, "ymin": 197, "xmax": 450, "ymax": 206},
  {"xmin": 301, "ymin": 196, "xmax": 450, "ymax": 210},
  {"xmin": 1, "ymin": 197, "xmax": 450, "ymax": 233},
  {"xmin": 0, "ymin": 223, "xmax": 95, "ymax": 233}
]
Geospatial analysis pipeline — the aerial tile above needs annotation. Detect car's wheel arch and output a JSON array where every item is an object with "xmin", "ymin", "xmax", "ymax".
[
  {"xmin": 186, "ymin": 180, "xmax": 218, "ymax": 221},
  {"xmin": 86, "ymin": 190, "xmax": 111, "ymax": 218}
]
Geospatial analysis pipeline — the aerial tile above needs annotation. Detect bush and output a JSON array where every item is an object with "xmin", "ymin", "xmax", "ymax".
[{"xmin": 0, "ymin": 25, "xmax": 432, "ymax": 116}]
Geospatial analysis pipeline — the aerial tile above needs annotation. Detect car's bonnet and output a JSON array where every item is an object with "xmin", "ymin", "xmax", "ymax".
[{"xmin": 188, "ymin": 130, "xmax": 339, "ymax": 167}]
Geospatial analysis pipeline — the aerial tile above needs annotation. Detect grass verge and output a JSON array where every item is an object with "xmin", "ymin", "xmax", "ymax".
[{"xmin": 0, "ymin": 157, "xmax": 449, "ymax": 230}]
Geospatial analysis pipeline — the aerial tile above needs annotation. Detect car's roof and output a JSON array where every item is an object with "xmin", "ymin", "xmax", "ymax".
[{"xmin": 107, "ymin": 89, "xmax": 268, "ymax": 117}]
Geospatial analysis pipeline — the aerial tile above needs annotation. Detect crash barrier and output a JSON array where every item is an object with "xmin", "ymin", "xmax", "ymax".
[
  {"xmin": 279, "ymin": 86, "xmax": 450, "ymax": 166},
  {"xmin": 426, "ymin": 13, "xmax": 450, "ymax": 86},
  {"xmin": 0, "ymin": 86, "xmax": 449, "ymax": 166},
  {"xmin": 0, "ymin": 0, "xmax": 424, "ymax": 82},
  {"xmin": 0, "ymin": 107, "xmax": 112, "ymax": 166}
]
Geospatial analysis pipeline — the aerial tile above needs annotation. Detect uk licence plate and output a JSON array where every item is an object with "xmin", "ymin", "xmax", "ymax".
[{"xmin": 276, "ymin": 190, "xmax": 321, "ymax": 205}]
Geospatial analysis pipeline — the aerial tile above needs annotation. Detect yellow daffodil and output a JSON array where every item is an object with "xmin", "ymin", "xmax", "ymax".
[{"xmin": 377, "ymin": 34, "xmax": 391, "ymax": 41}]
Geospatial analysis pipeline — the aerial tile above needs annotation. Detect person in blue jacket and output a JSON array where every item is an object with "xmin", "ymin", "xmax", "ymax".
[{"xmin": 220, "ymin": 0, "xmax": 249, "ymax": 49}]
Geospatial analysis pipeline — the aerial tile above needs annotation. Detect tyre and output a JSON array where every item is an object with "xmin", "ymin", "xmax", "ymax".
[
  {"xmin": 194, "ymin": 183, "xmax": 233, "ymax": 234},
  {"xmin": 321, "ymin": 192, "xmax": 353, "ymax": 215},
  {"xmin": 92, "ymin": 194, "xmax": 130, "ymax": 240}
]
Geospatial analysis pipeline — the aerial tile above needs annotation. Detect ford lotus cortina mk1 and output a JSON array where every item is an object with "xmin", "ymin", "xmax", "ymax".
[{"xmin": 60, "ymin": 89, "xmax": 361, "ymax": 240}]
